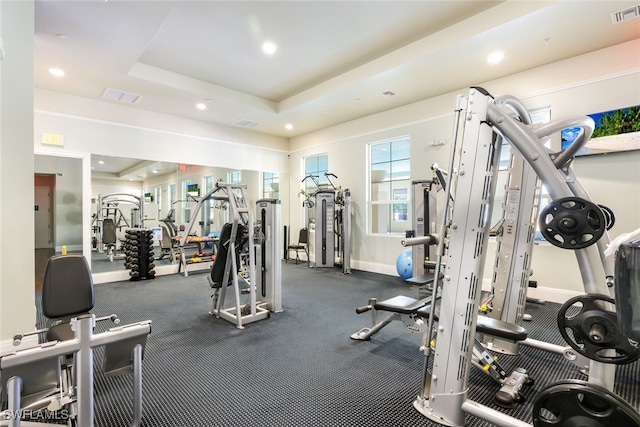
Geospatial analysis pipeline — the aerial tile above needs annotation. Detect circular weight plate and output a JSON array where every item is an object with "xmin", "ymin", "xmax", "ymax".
[
  {"xmin": 598, "ymin": 204, "xmax": 616, "ymax": 231},
  {"xmin": 533, "ymin": 379, "xmax": 640, "ymax": 427},
  {"xmin": 558, "ymin": 294, "xmax": 640, "ymax": 364},
  {"xmin": 539, "ymin": 197, "xmax": 605, "ymax": 249}
]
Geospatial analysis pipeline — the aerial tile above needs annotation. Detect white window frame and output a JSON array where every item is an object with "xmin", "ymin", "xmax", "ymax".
[
  {"xmin": 367, "ymin": 136, "xmax": 411, "ymax": 236},
  {"xmin": 263, "ymin": 171, "xmax": 279, "ymax": 199},
  {"xmin": 302, "ymin": 154, "xmax": 329, "ymax": 229}
]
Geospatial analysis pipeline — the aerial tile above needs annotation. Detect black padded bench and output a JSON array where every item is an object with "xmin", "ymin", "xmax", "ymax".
[{"xmin": 374, "ymin": 295, "xmax": 527, "ymax": 342}]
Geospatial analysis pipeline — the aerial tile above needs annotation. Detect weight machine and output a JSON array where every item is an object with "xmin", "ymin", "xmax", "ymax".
[
  {"xmin": 199, "ymin": 182, "xmax": 281, "ymax": 329},
  {"xmin": 92, "ymin": 193, "xmax": 144, "ymax": 262},
  {"xmin": 411, "ymin": 87, "xmax": 639, "ymax": 426},
  {"xmin": 176, "ymin": 191, "xmax": 228, "ymax": 276},
  {"xmin": 301, "ymin": 172, "xmax": 352, "ymax": 274},
  {"xmin": 0, "ymin": 254, "xmax": 152, "ymax": 427}
]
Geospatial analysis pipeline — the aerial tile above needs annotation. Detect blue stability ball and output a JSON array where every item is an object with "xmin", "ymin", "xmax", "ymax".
[{"xmin": 396, "ymin": 248, "xmax": 413, "ymax": 280}]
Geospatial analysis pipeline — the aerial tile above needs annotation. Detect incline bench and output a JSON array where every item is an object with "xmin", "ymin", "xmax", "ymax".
[
  {"xmin": 351, "ymin": 294, "xmax": 528, "ymax": 342},
  {"xmin": 351, "ymin": 294, "xmax": 532, "ymax": 408}
]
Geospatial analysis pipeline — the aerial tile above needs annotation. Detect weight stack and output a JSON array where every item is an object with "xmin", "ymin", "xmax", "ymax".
[{"xmin": 123, "ymin": 228, "xmax": 156, "ymax": 281}]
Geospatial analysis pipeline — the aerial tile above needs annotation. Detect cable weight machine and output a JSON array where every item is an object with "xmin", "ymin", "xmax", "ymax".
[
  {"xmin": 412, "ymin": 87, "xmax": 639, "ymax": 427},
  {"xmin": 302, "ymin": 172, "xmax": 352, "ymax": 274}
]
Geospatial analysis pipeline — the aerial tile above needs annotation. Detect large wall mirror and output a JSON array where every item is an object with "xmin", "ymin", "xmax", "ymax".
[
  {"xmin": 35, "ymin": 151, "xmax": 290, "ymax": 284},
  {"xmin": 90, "ymin": 154, "xmax": 291, "ymax": 283},
  {"xmin": 34, "ymin": 150, "xmax": 91, "ymax": 286}
]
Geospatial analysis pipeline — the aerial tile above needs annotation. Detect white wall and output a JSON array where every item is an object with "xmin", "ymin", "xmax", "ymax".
[
  {"xmin": 0, "ymin": 0, "xmax": 36, "ymax": 348},
  {"xmin": 289, "ymin": 39, "xmax": 640, "ymax": 299},
  {"xmin": 29, "ymin": 39, "xmax": 640, "ymax": 303}
]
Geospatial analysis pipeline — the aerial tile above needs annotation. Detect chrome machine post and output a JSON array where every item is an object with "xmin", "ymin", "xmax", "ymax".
[
  {"xmin": 414, "ymin": 88, "xmax": 504, "ymax": 426},
  {"xmin": 314, "ymin": 190, "xmax": 335, "ymax": 268},
  {"xmin": 341, "ymin": 189, "xmax": 352, "ymax": 274},
  {"xmin": 484, "ymin": 96, "xmax": 541, "ymax": 355},
  {"xmin": 256, "ymin": 198, "xmax": 283, "ymax": 312}
]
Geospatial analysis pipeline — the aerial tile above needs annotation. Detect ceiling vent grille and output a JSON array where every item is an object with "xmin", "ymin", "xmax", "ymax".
[
  {"xmin": 611, "ymin": 5, "xmax": 640, "ymax": 24},
  {"xmin": 232, "ymin": 119, "xmax": 261, "ymax": 128},
  {"xmin": 103, "ymin": 88, "xmax": 142, "ymax": 104}
]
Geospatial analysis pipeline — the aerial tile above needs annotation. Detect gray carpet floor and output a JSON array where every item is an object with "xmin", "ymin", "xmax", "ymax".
[{"xmin": 35, "ymin": 262, "xmax": 640, "ymax": 426}]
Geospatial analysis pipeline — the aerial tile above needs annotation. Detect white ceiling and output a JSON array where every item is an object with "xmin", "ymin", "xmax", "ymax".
[{"xmin": 35, "ymin": 0, "xmax": 640, "ymax": 142}]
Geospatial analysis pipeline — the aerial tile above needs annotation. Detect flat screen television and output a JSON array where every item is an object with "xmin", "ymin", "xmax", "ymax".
[{"xmin": 187, "ymin": 183, "xmax": 199, "ymax": 197}]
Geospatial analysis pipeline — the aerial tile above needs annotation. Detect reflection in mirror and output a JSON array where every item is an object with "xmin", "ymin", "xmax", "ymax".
[
  {"xmin": 34, "ymin": 154, "xmax": 85, "ymax": 290},
  {"xmin": 89, "ymin": 155, "xmax": 290, "ymax": 281},
  {"xmin": 34, "ymin": 155, "xmax": 82, "ymax": 251}
]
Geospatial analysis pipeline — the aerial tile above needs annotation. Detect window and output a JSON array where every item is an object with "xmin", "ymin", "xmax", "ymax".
[
  {"xmin": 263, "ymin": 172, "xmax": 279, "ymax": 199},
  {"xmin": 228, "ymin": 170, "xmax": 241, "ymax": 184},
  {"xmin": 369, "ymin": 137, "xmax": 411, "ymax": 234},
  {"xmin": 203, "ymin": 176, "xmax": 215, "ymax": 193},
  {"xmin": 303, "ymin": 154, "xmax": 329, "ymax": 228},
  {"xmin": 303, "ymin": 154, "xmax": 328, "ymax": 194},
  {"xmin": 203, "ymin": 176, "xmax": 216, "ymax": 225},
  {"xmin": 182, "ymin": 180, "xmax": 192, "ymax": 224},
  {"xmin": 168, "ymin": 183, "xmax": 176, "ymax": 212},
  {"xmin": 154, "ymin": 186, "xmax": 162, "ymax": 219}
]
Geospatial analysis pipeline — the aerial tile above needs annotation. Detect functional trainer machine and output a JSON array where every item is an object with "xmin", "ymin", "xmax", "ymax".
[
  {"xmin": 204, "ymin": 182, "xmax": 282, "ymax": 329},
  {"xmin": 92, "ymin": 193, "xmax": 145, "ymax": 262},
  {"xmin": 0, "ymin": 254, "xmax": 152, "ymax": 427},
  {"xmin": 302, "ymin": 172, "xmax": 352, "ymax": 274},
  {"xmin": 411, "ymin": 87, "xmax": 639, "ymax": 426}
]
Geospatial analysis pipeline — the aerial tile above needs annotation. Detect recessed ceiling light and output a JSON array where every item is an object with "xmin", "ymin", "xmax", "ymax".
[
  {"xmin": 196, "ymin": 103, "xmax": 207, "ymax": 110},
  {"xmin": 49, "ymin": 68, "xmax": 65, "ymax": 77},
  {"xmin": 487, "ymin": 51, "xmax": 504, "ymax": 64},
  {"xmin": 262, "ymin": 41, "xmax": 277, "ymax": 55},
  {"xmin": 98, "ymin": 160, "xmax": 104, "ymax": 165},
  {"xmin": 285, "ymin": 124, "xmax": 293, "ymax": 130}
]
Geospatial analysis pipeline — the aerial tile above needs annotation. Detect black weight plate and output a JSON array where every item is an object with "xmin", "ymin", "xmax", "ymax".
[
  {"xmin": 557, "ymin": 294, "xmax": 640, "ymax": 364},
  {"xmin": 539, "ymin": 197, "xmax": 605, "ymax": 249},
  {"xmin": 598, "ymin": 204, "xmax": 616, "ymax": 231},
  {"xmin": 533, "ymin": 379, "xmax": 640, "ymax": 427}
]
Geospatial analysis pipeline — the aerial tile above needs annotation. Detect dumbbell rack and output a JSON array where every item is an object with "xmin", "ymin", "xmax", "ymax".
[{"xmin": 124, "ymin": 228, "xmax": 156, "ymax": 281}]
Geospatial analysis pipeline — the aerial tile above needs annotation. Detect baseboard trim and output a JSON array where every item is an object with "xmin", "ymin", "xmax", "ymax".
[
  {"xmin": 55, "ymin": 244, "xmax": 82, "ymax": 253},
  {"xmin": 526, "ymin": 285, "xmax": 581, "ymax": 305},
  {"xmin": 351, "ymin": 260, "xmax": 397, "ymax": 277}
]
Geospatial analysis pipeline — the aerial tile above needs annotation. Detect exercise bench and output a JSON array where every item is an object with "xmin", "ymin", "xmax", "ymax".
[{"xmin": 351, "ymin": 294, "xmax": 533, "ymax": 408}]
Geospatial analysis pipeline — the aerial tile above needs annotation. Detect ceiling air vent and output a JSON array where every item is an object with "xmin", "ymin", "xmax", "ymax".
[
  {"xmin": 380, "ymin": 90, "xmax": 396, "ymax": 97},
  {"xmin": 232, "ymin": 119, "xmax": 261, "ymax": 128},
  {"xmin": 611, "ymin": 5, "xmax": 640, "ymax": 24},
  {"xmin": 102, "ymin": 88, "xmax": 142, "ymax": 104}
]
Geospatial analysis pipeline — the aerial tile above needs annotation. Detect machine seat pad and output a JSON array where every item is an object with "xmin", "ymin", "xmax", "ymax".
[
  {"xmin": 476, "ymin": 316, "xmax": 527, "ymax": 341},
  {"xmin": 406, "ymin": 273, "xmax": 435, "ymax": 285},
  {"xmin": 374, "ymin": 295, "xmax": 425, "ymax": 315},
  {"xmin": 46, "ymin": 323, "xmax": 75, "ymax": 342}
]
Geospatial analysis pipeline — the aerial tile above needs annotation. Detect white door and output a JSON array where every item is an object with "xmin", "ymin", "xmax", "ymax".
[{"xmin": 35, "ymin": 186, "xmax": 53, "ymax": 249}]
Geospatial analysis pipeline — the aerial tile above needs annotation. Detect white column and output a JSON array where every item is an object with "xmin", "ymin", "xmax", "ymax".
[{"xmin": 0, "ymin": 0, "xmax": 36, "ymax": 350}]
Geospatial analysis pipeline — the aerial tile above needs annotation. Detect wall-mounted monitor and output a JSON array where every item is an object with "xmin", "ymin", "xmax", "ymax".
[
  {"xmin": 187, "ymin": 183, "xmax": 200, "ymax": 197},
  {"xmin": 562, "ymin": 104, "xmax": 640, "ymax": 156}
]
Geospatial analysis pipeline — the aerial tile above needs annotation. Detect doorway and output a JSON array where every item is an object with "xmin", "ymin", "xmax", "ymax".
[{"xmin": 35, "ymin": 173, "xmax": 55, "ymax": 290}]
